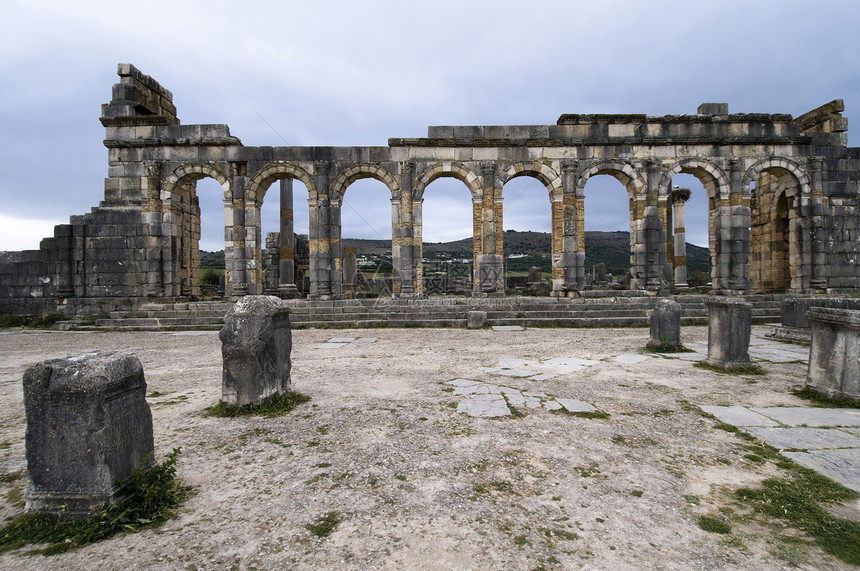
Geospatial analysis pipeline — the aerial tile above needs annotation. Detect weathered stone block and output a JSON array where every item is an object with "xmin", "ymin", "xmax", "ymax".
[
  {"xmin": 23, "ymin": 351, "xmax": 154, "ymax": 519},
  {"xmin": 468, "ymin": 310, "xmax": 487, "ymax": 329},
  {"xmin": 649, "ymin": 299, "xmax": 681, "ymax": 348},
  {"xmin": 706, "ymin": 297, "xmax": 751, "ymax": 368},
  {"xmin": 806, "ymin": 307, "xmax": 860, "ymax": 401},
  {"xmin": 220, "ymin": 295, "xmax": 292, "ymax": 406}
]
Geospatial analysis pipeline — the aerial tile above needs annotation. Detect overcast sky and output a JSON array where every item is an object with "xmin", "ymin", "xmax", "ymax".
[{"xmin": 2, "ymin": 0, "xmax": 858, "ymax": 251}]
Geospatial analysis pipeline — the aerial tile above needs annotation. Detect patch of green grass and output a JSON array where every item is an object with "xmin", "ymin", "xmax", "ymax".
[
  {"xmin": 304, "ymin": 511, "xmax": 342, "ymax": 538},
  {"xmin": 630, "ymin": 490, "xmax": 643, "ymax": 498},
  {"xmin": 791, "ymin": 386, "xmax": 860, "ymax": 409},
  {"xmin": 474, "ymin": 481, "xmax": 513, "ymax": 495},
  {"xmin": 540, "ymin": 527, "xmax": 579, "ymax": 541},
  {"xmin": 682, "ymin": 494, "xmax": 701, "ymax": 505},
  {"xmin": 645, "ymin": 341, "xmax": 694, "ymax": 353},
  {"xmin": 552, "ymin": 408, "xmax": 610, "ymax": 419},
  {"xmin": 0, "ymin": 313, "xmax": 67, "ymax": 329},
  {"xmin": 714, "ymin": 422, "xmax": 739, "ymax": 433},
  {"xmin": 204, "ymin": 391, "xmax": 311, "ymax": 418},
  {"xmin": 697, "ymin": 515, "xmax": 732, "ymax": 534},
  {"xmin": 0, "ymin": 448, "xmax": 191, "ymax": 556},
  {"xmin": 694, "ymin": 361, "xmax": 766, "ymax": 376},
  {"xmin": 514, "ymin": 534, "xmax": 529, "ymax": 547},
  {"xmin": 735, "ymin": 462, "xmax": 860, "ymax": 565}
]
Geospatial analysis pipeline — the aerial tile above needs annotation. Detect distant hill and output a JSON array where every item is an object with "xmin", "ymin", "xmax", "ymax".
[{"xmin": 205, "ymin": 231, "xmax": 709, "ymax": 274}]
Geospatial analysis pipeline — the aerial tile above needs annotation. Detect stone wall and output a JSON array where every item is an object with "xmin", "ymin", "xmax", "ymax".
[{"xmin": 2, "ymin": 64, "xmax": 860, "ymax": 316}]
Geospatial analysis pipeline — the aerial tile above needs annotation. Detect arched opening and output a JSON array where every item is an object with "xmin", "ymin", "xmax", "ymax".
[
  {"xmin": 583, "ymin": 174, "xmax": 633, "ymax": 288},
  {"xmin": 257, "ymin": 178, "xmax": 312, "ymax": 296},
  {"xmin": 502, "ymin": 175, "xmax": 552, "ymax": 294},
  {"xmin": 421, "ymin": 177, "xmax": 474, "ymax": 295},
  {"xmin": 668, "ymin": 173, "xmax": 712, "ymax": 288},
  {"xmin": 186, "ymin": 176, "xmax": 226, "ymax": 299},
  {"xmin": 340, "ymin": 178, "xmax": 393, "ymax": 297},
  {"xmin": 750, "ymin": 168, "xmax": 799, "ymax": 292}
]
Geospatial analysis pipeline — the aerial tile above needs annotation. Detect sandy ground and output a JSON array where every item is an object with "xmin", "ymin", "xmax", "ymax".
[{"xmin": 0, "ymin": 325, "xmax": 851, "ymax": 570}]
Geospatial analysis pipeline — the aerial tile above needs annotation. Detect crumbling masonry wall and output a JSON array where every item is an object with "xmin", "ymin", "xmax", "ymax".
[{"xmin": 2, "ymin": 65, "xmax": 860, "ymax": 316}]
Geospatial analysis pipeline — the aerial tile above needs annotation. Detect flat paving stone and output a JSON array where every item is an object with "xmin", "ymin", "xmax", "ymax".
[
  {"xmin": 315, "ymin": 343, "xmax": 349, "ymax": 349},
  {"xmin": 457, "ymin": 394, "xmax": 510, "ymax": 417},
  {"xmin": 783, "ymin": 448, "xmax": 860, "ymax": 493},
  {"xmin": 614, "ymin": 354, "xmax": 650, "ymax": 365},
  {"xmin": 169, "ymin": 331, "xmax": 218, "ymax": 336},
  {"xmin": 744, "ymin": 426, "xmax": 860, "ymax": 450},
  {"xmin": 699, "ymin": 405, "xmax": 780, "ymax": 427},
  {"xmin": 542, "ymin": 357, "xmax": 599, "ymax": 373},
  {"xmin": 480, "ymin": 367, "xmax": 541, "ymax": 378},
  {"xmin": 749, "ymin": 407, "xmax": 860, "ymax": 427},
  {"xmin": 354, "ymin": 337, "xmax": 378, "ymax": 343},
  {"xmin": 492, "ymin": 326, "xmax": 524, "ymax": 331},
  {"xmin": 328, "ymin": 337, "xmax": 356, "ymax": 343},
  {"xmin": 555, "ymin": 398, "xmax": 597, "ymax": 413}
]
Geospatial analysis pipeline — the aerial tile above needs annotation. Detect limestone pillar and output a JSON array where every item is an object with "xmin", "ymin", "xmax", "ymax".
[
  {"xmin": 808, "ymin": 158, "xmax": 828, "ymax": 290},
  {"xmin": 806, "ymin": 307, "xmax": 860, "ymax": 401},
  {"xmin": 561, "ymin": 162, "xmax": 585, "ymax": 292},
  {"xmin": 278, "ymin": 178, "xmax": 298, "ymax": 296},
  {"xmin": 706, "ymin": 297, "xmax": 752, "ymax": 368},
  {"xmin": 475, "ymin": 162, "xmax": 503, "ymax": 295},
  {"xmin": 24, "ymin": 351, "xmax": 155, "ymax": 519},
  {"xmin": 672, "ymin": 188, "xmax": 690, "ymax": 288},
  {"xmin": 394, "ymin": 162, "xmax": 416, "ymax": 296},
  {"xmin": 226, "ymin": 174, "xmax": 248, "ymax": 298},
  {"xmin": 309, "ymin": 162, "xmax": 332, "ymax": 298}
]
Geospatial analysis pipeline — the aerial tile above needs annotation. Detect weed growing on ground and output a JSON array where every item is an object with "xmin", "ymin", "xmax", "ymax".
[
  {"xmin": 0, "ymin": 448, "xmax": 191, "ymax": 556},
  {"xmin": 735, "ymin": 462, "xmax": 860, "ymax": 565},
  {"xmin": 305, "ymin": 511, "xmax": 342, "ymax": 538},
  {"xmin": 791, "ymin": 386, "xmax": 860, "ymax": 409},
  {"xmin": 205, "ymin": 391, "xmax": 311, "ymax": 418},
  {"xmin": 697, "ymin": 515, "xmax": 732, "ymax": 534},
  {"xmin": 645, "ymin": 340, "xmax": 694, "ymax": 353},
  {"xmin": 694, "ymin": 361, "xmax": 767, "ymax": 376}
]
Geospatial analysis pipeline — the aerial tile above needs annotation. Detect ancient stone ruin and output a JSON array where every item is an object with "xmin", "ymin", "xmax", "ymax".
[
  {"xmin": 706, "ymin": 297, "xmax": 752, "ymax": 369},
  {"xmin": 2, "ymin": 64, "xmax": 860, "ymax": 317},
  {"xmin": 220, "ymin": 295, "xmax": 292, "ymax": 406},
  {"xmin": 806, "ymin": 307, "xmax": 860, "ymax": 401},
  {"xmin": 649, "ymin": 299, "xmax": 682, "ymax": 349},
  {"xmin": 23, "ymin": 351, "xmax": 154, "ymax": 519}
]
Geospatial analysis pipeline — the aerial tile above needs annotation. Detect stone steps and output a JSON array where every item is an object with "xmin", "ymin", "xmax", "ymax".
[{"xmin": 58, "ymin": 295, "xmax": 783, "ymax": 331}]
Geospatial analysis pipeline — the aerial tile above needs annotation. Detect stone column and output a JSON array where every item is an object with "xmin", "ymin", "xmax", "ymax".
[
  {"xmin": 705, "ymin": 297, "xmax": 752, "ymax": 368},
  {"xmin": 24, "ymin": 351, "xmax": 155, "ymax": 519},
  {"xmin": 475, "ymin": 162, "xmax": 503, "ymax": 295},
  {"xmin": 278, "ymin": 178, "xmax": 298, "ymax": 297},
  {"xmin": 649, "ymin": 298, "xmax": 682, "ymax": 349},
  {"xmin": 226, "ymin": 174, "xmax": 248, "ymax": 297},
  {"xmin": 220, "ymin": 295, "xmax": 292, "ymax": 406},
  {"xmin": 643, "ymin": 160, "xmax": 666, "ymax": 291},
  {"xmin": 808, "ymin": 158, "xmax": 828, "ymax": 290},
  {"xmin": 264, "ymin": 232, "xmax": 280, "ymax": 295},
  {"xmin": 806, "ymin": 307, "xmax": 860, "ymax": 401},
  {"xmin": 309, "ymin": 162, "xmax": 332, "ymax": 298},
  {"xmin": 672, "ymin": 188, "xmax": 691, "ymax": 288},
  {"xmin": 561, "ymin": 161, "xmax": 584, "ymax": 292},
  {"xmin": 724, "ymin": 159, "xmax": 750, "ymax": 293}
]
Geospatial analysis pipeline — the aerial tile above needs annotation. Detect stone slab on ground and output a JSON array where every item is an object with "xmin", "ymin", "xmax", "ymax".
[
  {"xmin": 748, "ymin": 407, "xmax": 860, "ymax": 427},
  {"xmin": 699, "ymin": 405, "xmax": 780, "ymax": 427},
  {"xmin": 445, "ymin": 380, "xmax": 598, "ymax": 417},
  {"xmin": 492, "ymin": 325, "xmax": 523, "ymax": 331},
  {"xmin": 701, "ymin": 404, "xmax": 860, "ymax": 493},
  {"xmin": 743, "ymin": 426, "xmax": 860, "ymax": 450},
  {"xmin": 556, "ymin": 398, "xmax": 598, "ymax": 413},
  {"xmin": 783, "ymin": 448, "xmax": 860, "ymax": 493}
]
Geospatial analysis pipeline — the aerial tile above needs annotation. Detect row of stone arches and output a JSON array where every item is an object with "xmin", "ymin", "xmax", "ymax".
[{"xmin": 160, "ymin": 155, "xmax": 816, "ymax": 298}]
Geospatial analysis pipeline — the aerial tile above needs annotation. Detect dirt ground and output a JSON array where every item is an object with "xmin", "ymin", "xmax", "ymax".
[{"xmin": 0, "ymin": 325, "xmax": 851, "ymax": 570}]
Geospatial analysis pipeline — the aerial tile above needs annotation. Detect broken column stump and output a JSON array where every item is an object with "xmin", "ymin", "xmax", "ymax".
[
  {"xmin": 23, "ymin": 351, "xmax": 154, "ymax": 519},
  {"xmin": 649, "ymin": 299, "xmax": 682, "ymax": 349},
  {"xmin": 806, "ymin": 307, "xmax": 860, "ymax": 401},
  {"xmin": 468, "ymin": 310, "xmax": 487, "ymax": 329},
  {"xmin": 706, "ymin": 297, "xmax": 752, "ymax": 368},
  {"xmin": 220, "ymin": 295, "xmax": 292, "ymax": 406}
]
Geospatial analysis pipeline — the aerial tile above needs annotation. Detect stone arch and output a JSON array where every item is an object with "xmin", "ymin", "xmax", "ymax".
[
  {"xmin": 413, "ymin": 162, "xmax": 482, "ymax": 202},
  {"xmin": 331, "ymin": 163, "xmax": 399, "ymax": 202},
  {"xmin": 496, "ymin": 161, "xmax": 563, "ymax": 200},
  {"xmin": 160, "ymin": 163, "xmax": 232, "ymax": 299},
  {"xmin": 162, "ymin": 163, "xmax": 231, "ymax": 201},
  {"xmin": 246, "ymin": 162, "xmax": 317, "ymax": 204},
  {"xmin": 576, "ymin": 160, "xmax": 646, "ymax": 198},
  {"xmin": 742, "ymin": 157, "xmax": 810, "ymax": 199},
  {"xmin": 659, "ymin": 159, "xmax": 728, "ymax": 200},
  {"xmin": 746, "ymin": 158, "xmax": 808, "ymax": 293}
]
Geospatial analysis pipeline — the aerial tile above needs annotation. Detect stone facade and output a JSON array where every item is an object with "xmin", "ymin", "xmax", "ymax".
[{"xmin": 3, "ymin": 64, "xmax": 860, "ymax": 316}]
